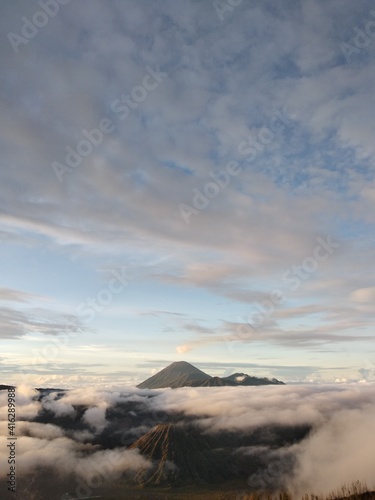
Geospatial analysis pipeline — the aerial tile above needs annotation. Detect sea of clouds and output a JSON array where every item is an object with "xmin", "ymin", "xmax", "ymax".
[{"xmin": 0, "ymin": 383, "xmax": 374, "ymax": 497}]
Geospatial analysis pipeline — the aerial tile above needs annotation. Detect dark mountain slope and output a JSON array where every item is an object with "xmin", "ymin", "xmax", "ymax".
[
  {"xmin": 137, "ymin": 361, "xmax": 211, "ymax": 389},
  {"xmin": 129, "ymin": 423, "xmax": 235, "ymax": 486}
]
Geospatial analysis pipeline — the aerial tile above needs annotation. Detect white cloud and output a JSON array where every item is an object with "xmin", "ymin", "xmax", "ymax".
[
  {"xmin": 176, "ymin": 344, "xmax": 192, "ymax": 354},
  {"xmin": 350, "ymin": 286, "xmax": 375, "ymax": 303},
  {"xmin": 83, "ymin": 406, "xmax": 108, "ymax": 432}
]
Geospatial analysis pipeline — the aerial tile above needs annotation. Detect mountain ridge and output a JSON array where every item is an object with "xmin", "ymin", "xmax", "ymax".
[{"xmin": 137, "ymin": 361, "xmax": 284, "ymax": 389}]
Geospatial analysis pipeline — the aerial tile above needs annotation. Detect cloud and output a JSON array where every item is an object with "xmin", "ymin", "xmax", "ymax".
[
  {"xmin": 0, "ymin": 287, "xmax": 86, "ymax": 340},
  {"xmin": 0, "ymin": 435, "xmax": 150, "ymax": 482},
  {"xmin": 0, "ymin": 386, "xmax": 153, "ymax": 491},
  {"xmin": 0, "ymin": 383, "xmax": 375, "ymax": 495},
  {"xmin": 1, "ymin": 0, "xmax": 375, "ymax": 388},
  {"xmin": 11, "ymin": 421, "xmax": 64, "ymax": 440},
  {"xmin": 0, "ymin": 288, "xmax": 42, "ymax": 303},
  {"xmin": 0, "ymin": 1, "xmax": 373, "ymax": 270},
  {"xmin": 288, "ymin": 406, "xmax": 375, "ymax": 496},
  {"xmin": 148, "ymin": 383, "xmax": 375, "ymax": 494},
  {"xmin": 176, "ymin": 344, "xmax": 193, "ymax": 354},
  {"xmin": 350, "ymin": 286, "xmax": 375, "ymax": 303},
  {"xmin": 172, "ymin": 317, "xmax": 375, "ymax": 356},
  {"xmin": 0, "ymin": 385, "xmax": 41, "ymax": 420},
  {"xmin": 43, "ymin": 398, "xmax": 76, "ymax": 418},
  {"xmin": 83, "ymin": 406, "xmax": 108, "ymax": 432}
]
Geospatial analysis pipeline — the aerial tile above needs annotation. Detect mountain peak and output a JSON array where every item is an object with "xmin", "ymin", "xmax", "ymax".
[
  {"xmin": 136, "ymin": 361, "xmax": 211, "ymax": 389},
  {"xmin": 168, "ymin": 360, "xmax": 198, "ymax": 370}
]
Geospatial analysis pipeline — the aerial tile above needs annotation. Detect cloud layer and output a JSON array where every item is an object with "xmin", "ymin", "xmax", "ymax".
[{"xmin": 1, "ymin": 383, "xmax": 375, "ymax": 496}]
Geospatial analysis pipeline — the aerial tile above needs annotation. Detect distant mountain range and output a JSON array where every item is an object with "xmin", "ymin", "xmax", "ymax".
[{"xmin": 137, "ymin": 361, "xmax": 284, "ymax": 389}]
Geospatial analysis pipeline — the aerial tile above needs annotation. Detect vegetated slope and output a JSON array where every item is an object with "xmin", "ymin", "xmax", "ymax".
[
  {"xmin": 129, "ymin": 423, "xmax": 235, "ymax": 486},
  {"xmin": 136, "ymin": 361, "xmax": 212, "ymax": 389}
]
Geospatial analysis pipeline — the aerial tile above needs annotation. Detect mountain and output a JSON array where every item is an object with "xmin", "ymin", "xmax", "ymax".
[
  {"xmin": 137, "ymin": 362, "xmax": 284, "ymax": 389},
  {"xmin": 222, "ymin": 372, "xmax": 285, "ymax": 386},
  {"xmin": 129, "ymin": 423, "xmax": 233, "ymax": 486},
  {"xmin": 128, "ymin": 421, "xmax": 303, "ymax": 487},
  {"xmin": 136, "ymin": 361, "xmax": 212, "ymax": 389}
]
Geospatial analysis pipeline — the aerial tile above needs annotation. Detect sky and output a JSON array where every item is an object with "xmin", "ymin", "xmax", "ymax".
[{"xmin": 1, "ymin": 0, "xmax": 375, "ymax": 387}]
